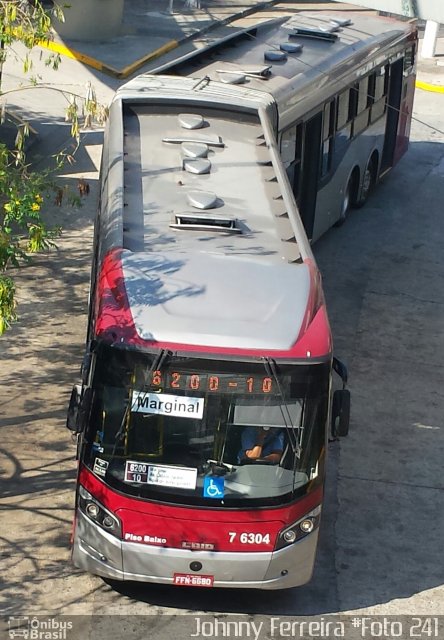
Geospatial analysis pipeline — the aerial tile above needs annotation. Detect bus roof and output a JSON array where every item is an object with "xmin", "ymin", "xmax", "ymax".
[
  {"xmin": 120, "ymin": 11, "xmax": 416, "ymax": 127},
  {"xmin": 96, "ymin": 95, "xmax": 329, "ymax": 358},
  {"xmin": 91, "ymin": 10, "xmax": 416, "ymax": 358}
]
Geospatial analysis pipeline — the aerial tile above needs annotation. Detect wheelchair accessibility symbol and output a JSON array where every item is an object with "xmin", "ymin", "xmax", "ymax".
[{"xmin": 203, "ymin": 476, "xmax": 225, "ymax": 499}]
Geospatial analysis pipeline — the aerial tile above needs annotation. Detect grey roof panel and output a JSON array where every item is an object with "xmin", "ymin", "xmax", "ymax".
[
  {"xmin": 122, "ymin": 251, "xmax": 311, "ymax": 350},
  {"xmin": 125, "ymin": 11, "xmax": 414, "ymax": 128},
  {"xmin": 121, "ymin": 105, "xmax": 297, "ymax": 263}
]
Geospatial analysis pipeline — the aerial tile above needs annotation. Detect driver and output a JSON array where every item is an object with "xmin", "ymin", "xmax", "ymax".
[{"xmin": 239, "ymin": 427, "xmax": 284, "ymax": 464}]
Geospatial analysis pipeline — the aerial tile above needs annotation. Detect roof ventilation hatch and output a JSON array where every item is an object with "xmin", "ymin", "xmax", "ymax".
[
  {"xmin": 329, "ymin": 17, "xmax": 352, "ymax": 27},
  {"xmin": 264, "ymin": 50, "xmax": 287, "ymax": 62},
  {"xmin": 178, "ymin": 113, "xmax": 205, "ymax": 130},
  {"xmin": 218, "ymin": 72, "xmax": 247, "ymax": 85},
  {"xmin": 288, "ymin": 27, "xmax": 338, "ymax": 42},
  {"xmin": 187, "ymin": 190, "xmax": 219, "ymax": 210},
  {"xmin": 171, "ymin": 212, "xmax": 240, "ymax": 233},
  {"xmin": 318, "ymin": 23, "xmax": 340, "ymax": 33},
  {"xmin": 181, "ymin": 142, "xmax": 209, "ymax": 158},
  {"xmin": 280, "ymin": 42, "xmax": 303, "ymax": 53},
  {"xmin": 182, "ymin": 158, "xmax": 211, "ymax": 175}
]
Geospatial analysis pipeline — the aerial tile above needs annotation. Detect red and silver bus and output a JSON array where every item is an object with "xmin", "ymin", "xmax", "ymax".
[{"xmin": 67, "ymin": 11, "xmax": 416, "ymax": 589}]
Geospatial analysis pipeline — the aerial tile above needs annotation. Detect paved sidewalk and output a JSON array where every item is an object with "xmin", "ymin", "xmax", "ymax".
[
  {"xmin": 417, "ymin": 22, "xmax": 444, "ymax": 90},
  {"xmin": 44, "ymin": 0, "xmax": 284, "ymax": 78}
]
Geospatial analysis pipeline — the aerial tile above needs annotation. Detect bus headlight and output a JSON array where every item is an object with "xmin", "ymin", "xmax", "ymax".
[
  {"xmin": 86, "ymin": 503, "xmax": 99, "ymax": 518},
  {"xmin": 283, "ymin": 530, "xmax": 297, "ymax": 543},
  {"xmin": 78, "ymin": 485, "xmax": 122, "ymax": 538},
  {"xmin": 275, "ymin": 506, "xmax": 321, "ymax": 550},
  {"xmin": 300, "ymin": 519, "xmax": 315, "ymax": 533}
]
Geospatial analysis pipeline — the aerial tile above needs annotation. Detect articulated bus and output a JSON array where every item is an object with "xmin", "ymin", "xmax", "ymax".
[{"xmin": 67, "ymin": 12, "xmax": 416, "ymax": 589}]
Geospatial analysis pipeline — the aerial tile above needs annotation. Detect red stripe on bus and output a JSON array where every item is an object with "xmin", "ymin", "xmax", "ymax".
[{"xmin": 79, "ymin": 464, "xmax": 323, "ymax": 526}]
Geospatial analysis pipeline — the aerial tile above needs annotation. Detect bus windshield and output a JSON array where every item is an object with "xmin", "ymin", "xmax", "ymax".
[{"xmin": 83, "ymin": 345, "xmax": 329, "ymax": 507}]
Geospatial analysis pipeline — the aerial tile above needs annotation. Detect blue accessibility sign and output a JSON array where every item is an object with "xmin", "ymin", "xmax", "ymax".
[{"xmin": 203, "ymin": 476, "xmax": 225, "ymax": 499}]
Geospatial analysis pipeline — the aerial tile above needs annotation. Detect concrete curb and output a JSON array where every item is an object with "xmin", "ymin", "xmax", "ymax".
[
  {"xmin": 38, "ymin": 39, "xmax": 122, "ymax": 76},
  {"xmin": 40, "ymin": 38, "xmax": 180, "ymax": 79},
  {"xmin": 415, "ymin": 79, "xmax": 444, "ymax": 93}
]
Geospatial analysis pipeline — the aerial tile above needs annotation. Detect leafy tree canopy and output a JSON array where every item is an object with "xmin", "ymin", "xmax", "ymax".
[{"xmin": 0, "ymin": 1, "xmax": 106, "ymax": 334}]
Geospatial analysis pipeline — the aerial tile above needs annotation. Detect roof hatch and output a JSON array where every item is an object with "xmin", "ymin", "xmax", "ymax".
[
  {"xmin": 187, "ymin": 190, "xmax": 219, "ymax": 210},
  {"xmin": 181, "ymin": 142, "xmax": 209, "ymax": 158},
  {"xmin": 170, "ymin": 212, "xmax": 240, "ymax": 233},
  {"xmin": 307, "ymin": 15, "xmax": 352, "ymax": 27},
  {"xmin": 182, "ymin": 157, "xmax": 211, "ymax": 174},
  {"xmin": 178, "ymin": 113, "xmax": 205, "ymax": 130},
  {"xmin": 288, "ymin": 27, "xmax": 338, "ymax": 42},
  {"xmin": 280, "ymin": 42, "xmax": 303, "ymax": 53},
  {"xmin": 218, "ymin": 72, "xmax": 248, "ymax": 85},
  {"xmin": 331, "ymin": 17, "xmax": 352, "ymax": 27},
  {"xmin": 264, "ymin": 50, "xmax": 287, "ymax": 62}
]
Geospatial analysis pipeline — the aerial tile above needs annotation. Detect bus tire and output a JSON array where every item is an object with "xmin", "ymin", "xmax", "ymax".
[
  {"xmin": 334, "ymin": 176, "xmax": 353, "ymax": 226},
  {"xmin": 355, "ymin": 156, "xmax": 377, "ymax": 208}
]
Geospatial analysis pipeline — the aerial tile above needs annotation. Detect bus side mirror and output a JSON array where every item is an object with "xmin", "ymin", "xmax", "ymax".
[
  {"xmin": 331, "ymin": 389, "xmax": 350, "ymax": 437},
  {"xmin": 67, "ymin": 384, "xmax": 82, "ymax": 432},
  {"xmin": 66, "ymin": 385, "xmax": 93, "ymax": 433},
  {"xmin": 333, "ymin": 357, "xmax": 348, "ymax": 387}
]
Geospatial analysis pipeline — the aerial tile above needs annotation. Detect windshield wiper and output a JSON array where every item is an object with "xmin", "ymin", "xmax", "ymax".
[
  {"xmin": 263, "ymin": 357, "xmax": 301, "ymax": 458},
  {"xmin": 142, "ymin": 348, "xmax": 172, "ymax": 389},
  {"xmin": 206, "ymin": 459, "xmax": 236, "ymax": 476}
]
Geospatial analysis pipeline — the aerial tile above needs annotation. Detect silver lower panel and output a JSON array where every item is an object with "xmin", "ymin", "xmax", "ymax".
[{"xmin": 72, "ymin": 511, "xmax": 318, "ymax": 590}]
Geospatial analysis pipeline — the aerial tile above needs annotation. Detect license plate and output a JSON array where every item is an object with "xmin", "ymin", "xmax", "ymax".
[{"xmin": 173, "ymin": 573, "xmax": 214, "ymax": 587}]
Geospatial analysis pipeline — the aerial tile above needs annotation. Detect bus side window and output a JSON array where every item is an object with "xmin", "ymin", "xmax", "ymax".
[
  {"xmin": 100, "ymin": 123, "xmax": 110, "ymax": 207},
  {"xmin": 353, "ymin": 77, "xmax": 372, "ymax": 136},
  {"xmin": 280, "ymin": 126, "xmax": 297, "ymax": 171},
  {"xmin": 336, "ymin": 89, "xmax": 352, "ymax": 140},
  {"xmin": 403, "ymin": 45, "xmax": 415, "ymax": 74},
  {"xmin": 320, "ymin": 100, "xmax": 335, "ymax": 178},
  {"xmin": 348, "ymin": 84, "xmax": 358, "ymax": 123},
  {"xmin": 336, "ymin": 90, "xmax": 349, "ymax": 129},
  {"xmin": 370, "ymin": 66, "xmax": 387, "ymax": 123},
  {"xmin": 280, "ymin": 123, "xmax": 303, "ymax": 200},
  {"xmin": 357, "ymin": 78, "xmax": 369, "ymax": 114},
  {"xmin": 368, "ymin": 73, "xmax": 376, "ymax": 107}
]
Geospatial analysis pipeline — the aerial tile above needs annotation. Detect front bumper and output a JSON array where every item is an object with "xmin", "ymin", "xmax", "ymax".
[{"xmin": 72, "ymin": 511, "xmax": 319, "ymax": 590}]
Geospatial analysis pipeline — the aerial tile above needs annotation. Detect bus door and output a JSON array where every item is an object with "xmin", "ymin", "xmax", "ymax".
[
  {"xmin": 393, "ymin": 45, "xmax": 416, "ymax": 165},
  {"xmin": 381, "ymin": 58, "xmax": 403, "ymax": 174},
  {"xmin": 281, "ymin": 113, "xmax": 322, "ymax": 240},
  {"xmin": 298, "ymin": 112, "xmax": 323, "ymax": 240}
]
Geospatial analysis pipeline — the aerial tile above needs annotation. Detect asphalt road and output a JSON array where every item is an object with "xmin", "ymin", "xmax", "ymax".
[{"xmin": 0, "ymin": 5, "xmax": 443, "ymax": 636}]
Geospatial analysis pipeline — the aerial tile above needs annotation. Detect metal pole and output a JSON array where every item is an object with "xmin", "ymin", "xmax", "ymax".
[{"xmin": 421, "ymin": 20, "xmax": 439, "ymax": 59}]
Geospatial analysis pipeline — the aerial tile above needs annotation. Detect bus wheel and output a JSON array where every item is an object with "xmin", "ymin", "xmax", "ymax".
[
  {"xmin": 356, "ymin": 157, "xmax": 376, "ymax": 207},
  {"xmin": 334, "ymin": 178, "xmax": 352, "ymax": 227}
]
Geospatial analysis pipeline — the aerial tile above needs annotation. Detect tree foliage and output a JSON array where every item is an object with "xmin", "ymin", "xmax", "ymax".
[
  {"xmin": 0, "ymin": 1, "xmax": 107, "ymax": 334},
  {"xmin": 0, "ymin": 142, "xmax": 62, "ymax": 333}
]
